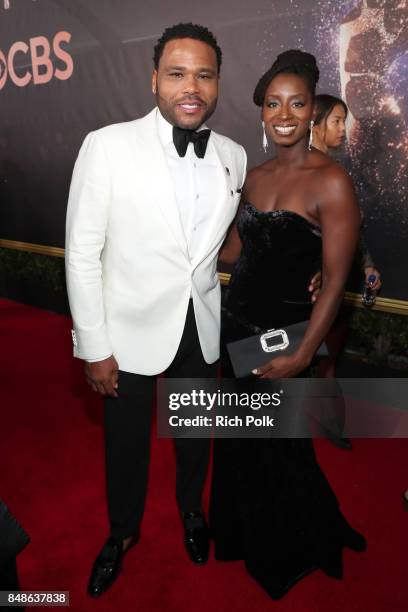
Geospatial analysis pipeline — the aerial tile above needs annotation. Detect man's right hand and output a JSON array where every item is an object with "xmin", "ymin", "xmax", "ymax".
[{"xmin": 85, "ymin": 356, "xmax": 119, "ymax": 397}]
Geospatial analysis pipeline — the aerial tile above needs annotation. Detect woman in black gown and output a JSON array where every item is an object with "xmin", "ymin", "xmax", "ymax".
[{"xmin": 210, "ymin": 50, "xmax": 366, "ymax": 600}]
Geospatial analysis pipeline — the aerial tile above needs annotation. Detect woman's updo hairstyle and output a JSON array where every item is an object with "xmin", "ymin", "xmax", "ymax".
[{"xmin": 253, "ymin": 49, "xmax": 320, "ymax": 107}]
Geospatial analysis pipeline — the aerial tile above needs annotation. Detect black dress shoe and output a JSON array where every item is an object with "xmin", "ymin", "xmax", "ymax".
[
  {"xmin": 182, "ymin": 511, "xmax": 209, "ymax": 565},
  {"xmin": 87, "ymin": 535, "xmax": 137, "ymax": 598},
  {"xmin": 327, "ymin": 434, "xmax": 353, "ymax": 451}
]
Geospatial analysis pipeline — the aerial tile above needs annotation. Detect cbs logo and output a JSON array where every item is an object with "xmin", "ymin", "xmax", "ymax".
[{"xmin": 0, "ymin": 31, "xmax": 74, "ymax": 90}]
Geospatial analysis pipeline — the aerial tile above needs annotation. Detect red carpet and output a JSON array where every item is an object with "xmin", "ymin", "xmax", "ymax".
[{"xmin": 1, "ymin": 297, "xmax": 407, "ymax": 611}]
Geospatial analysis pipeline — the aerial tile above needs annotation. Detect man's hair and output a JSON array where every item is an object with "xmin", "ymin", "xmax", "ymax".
[{"xmin": 153, "ymin": 23, "xmax": 222, "ymax": 73}]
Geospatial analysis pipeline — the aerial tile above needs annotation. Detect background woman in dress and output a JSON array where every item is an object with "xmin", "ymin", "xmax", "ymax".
[{"xmin": 210, "ymin": 50, "xmax": 366, "ymax": 600}]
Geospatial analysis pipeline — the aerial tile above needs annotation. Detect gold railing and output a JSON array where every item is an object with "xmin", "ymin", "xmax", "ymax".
[
  {"xmin": 217, "ymin": 275, "xmax": 408, "ymax": 315},
  {"xmin": 0, "ymin": 239, "xmax": 65, "ymax": 258},
  {"xmin": 1, "ymin": 240, "xmax": 407, "ymax": 315}
]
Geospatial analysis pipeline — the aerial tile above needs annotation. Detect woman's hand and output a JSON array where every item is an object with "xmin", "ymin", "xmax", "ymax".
[
  {"xmin": 252, "ymin": 353, "xmax": 309, "ymax": 379},
  {"xmin": 364, "ymin": 266, "xmax": 382, "ymax": 291}
]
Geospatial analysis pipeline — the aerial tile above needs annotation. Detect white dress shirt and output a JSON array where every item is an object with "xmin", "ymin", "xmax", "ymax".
[{"xmin": 156, "ymin": 109, "xmax": 222, "ymax": 262}]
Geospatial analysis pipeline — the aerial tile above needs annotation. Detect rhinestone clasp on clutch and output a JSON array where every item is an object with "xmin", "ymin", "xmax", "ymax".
[{"xmin": 260, "ymin": 329, "xmax": 289, "ymax": 353}]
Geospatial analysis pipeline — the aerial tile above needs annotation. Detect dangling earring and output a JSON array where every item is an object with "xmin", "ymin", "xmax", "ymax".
[
  {"xmin": 262, "ymin": 121, "xmax": 268, "ymax": 153},
  {"xmin": 308, "ymin": 120, "xmax": 314, "ymax": 151}
]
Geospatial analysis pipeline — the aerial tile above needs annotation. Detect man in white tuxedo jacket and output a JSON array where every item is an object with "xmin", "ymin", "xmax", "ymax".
[{"xmin": 65, "ymin": 23, "xmax": 246, "ymax": 597}]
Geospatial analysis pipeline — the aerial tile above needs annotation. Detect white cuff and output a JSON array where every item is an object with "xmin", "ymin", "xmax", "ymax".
[
  {"xmin": 71, "ymin": 327, "xmax": 113, "ymax": 361},
  {"xmin": 85, "ymin": 354, "xmax": 113, "ymax": 363}
]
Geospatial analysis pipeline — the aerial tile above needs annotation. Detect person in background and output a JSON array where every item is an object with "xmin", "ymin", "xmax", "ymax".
[
  {"xmin": 312, "ymin": 94, "xmax": 381, "ymax": 379},
  {"xmin": 0, "ymin": 498, "xmax": 29, "ymax": 609},
  {"xmin": 313, "ymin": 94, "xmax": 381, "ymax": 300},
  {"xmin": 310, "ymin": 94, "xmax": 382, "ymax": 450}
]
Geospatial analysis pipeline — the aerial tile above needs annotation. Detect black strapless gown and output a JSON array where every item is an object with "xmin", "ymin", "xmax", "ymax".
[{"xmin": 210, "ymin": 203, "xmax": 366, "ymax": 600}]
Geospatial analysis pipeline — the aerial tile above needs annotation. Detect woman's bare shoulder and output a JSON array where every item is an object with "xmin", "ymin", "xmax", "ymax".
[{"xmin": 310, "ymin": 150, "xmax": 353, "ymax": 188}]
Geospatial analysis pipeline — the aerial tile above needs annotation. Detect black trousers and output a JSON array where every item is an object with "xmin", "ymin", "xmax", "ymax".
[{"xmin": 104, "ymin": 300, "xmax": 218, "ymax": 540}]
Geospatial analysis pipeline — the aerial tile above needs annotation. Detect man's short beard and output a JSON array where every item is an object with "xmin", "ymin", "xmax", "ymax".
[{"xmin": 155, "ymin": 85, "xmax": 217, "ymax": 130}]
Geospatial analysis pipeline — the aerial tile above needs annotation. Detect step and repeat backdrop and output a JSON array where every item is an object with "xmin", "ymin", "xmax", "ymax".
[{"xmin": 0, "ymin": 0, "xmax": 407, "ymax": 300}]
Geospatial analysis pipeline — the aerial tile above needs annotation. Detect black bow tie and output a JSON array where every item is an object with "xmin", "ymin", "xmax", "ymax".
[{"xmin": 173, "ymin": 126, "xmax": 211, "ymax": 159}]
